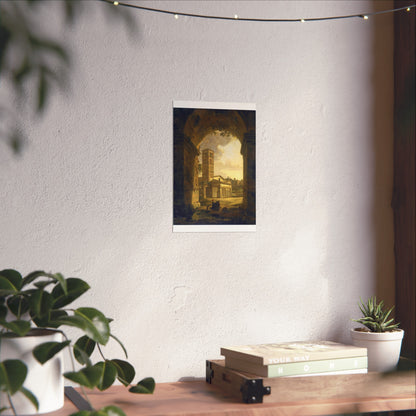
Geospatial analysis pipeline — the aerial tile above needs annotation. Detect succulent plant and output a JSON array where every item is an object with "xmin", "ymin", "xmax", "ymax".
[{"xmin": 353, "ymin": 296, "xmax": 400, "ymax": 333}]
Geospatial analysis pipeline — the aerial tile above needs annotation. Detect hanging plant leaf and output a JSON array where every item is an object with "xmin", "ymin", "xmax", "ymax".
[
  {"xmin": 52, "ymin": 315, "xmax": 89, "ymax": 334},
  {"xmin": 54, "ymin": 309, "xmax": 109, "ymax": 346},
  {"xmin": 19, "ymin": 386, "xmax": 39, "ymax": 411},
  {"xmin": 97, "ymin": 406, "xmax": 127, "ymax": 416},
  {"xmin": 37, "ymin": 66, "xmax": 48, "ymax": 113},
  {"xmin": 0, "ymin": 269, "xmax": 22, "ymax": 291},
  {"xmin": 0, "ymin": 319, "xmax": 31, "ymax": 336},
  {"xmin": 74, "ymin": 308, "xmax": 110, "ymax": 345},
  {"xmin": 41, "ymin": 39, "xmax": 70, "ymax": 65},
  {"xmin": 0, "ymin": 276, "xmax": 19, "ymax": 296},
  {"xmin": 29, "ymin": 290, "xmax": 53, "ymax": 326},
  {"xmin": 73, "ymin": 349, "xmax": 93, "ymax": 368},
  {"xmin": 128, "ymin": 377, "xmax": 155, "ymax": 394},
  {"xmin": 51, "ymin": 273, "xmax": 67, "ymax": 294},
  {"xmin": 74, "ymin": 335, "xmax": 96, "ymax": 365},
  {"xmin": 110, "ymin": 359, "xmax": 135, "ymax": 386},
  {"xmin": 33, "ymin": 280, "xmax": 54, "ymax": 290},
  {"xmin": 51, "ymin": 278, "xmax": 90, "ymax": 309},
  {"xmin": 22, "ymin": 270, "xmax": 50, "ymax": 287},
  {"xmin": 7, "ymin": 295, "xmax": 29, "ymax": 318},
  {"xmin": 94, "ymin": 361, "xmax": 117, "ymax": 391},
  {"xmin": 46, "ymin": 310, "xmax": 69, "ymax": 329},
  {"xmin": 0, "ymin": 303, "xmax": 8, "ymax": 321},
  {"xmin": 12, "ymin": 56, "xmax": 33, "ymax": 87},
  {"xmin": 33, "ymin": 340, "xmax": 71, "ymax": 364},
  {"xmin": 0, "ymin": 359, "xmax": 27, "ymax": 395},
  {"xmin": 64, "ymin": 366, "xmax": 102, "ymax": 389},
  {"xmin": 23, "ymin": 271, "xmax": 68, "ymax": 294}
]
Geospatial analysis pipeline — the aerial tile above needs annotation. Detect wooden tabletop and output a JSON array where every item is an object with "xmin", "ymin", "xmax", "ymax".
[{"xmin": 50, "ymin": 371, "xmax": 415, "ymax": 416}]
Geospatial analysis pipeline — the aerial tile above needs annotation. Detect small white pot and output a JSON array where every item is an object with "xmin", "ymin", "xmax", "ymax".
[
  {"xmin": 0, "ymin": 329, "xmax": 64, "ymax": 415},
  {"xmin": 351, "ymin": 328, "xmax": 404, "ymax": 372}
]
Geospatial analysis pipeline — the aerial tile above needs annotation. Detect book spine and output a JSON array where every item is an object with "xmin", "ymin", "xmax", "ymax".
[
  {"xmin": 225, "ymin": 356, "xmax": 368, "ymax": 377},
  {"xmin": 285, "ymin": 368, "xmax": 368, "ymax": 377},
  {"xmin": 267, "ymin": 356, "xmax": 368, "ymax": 377}
]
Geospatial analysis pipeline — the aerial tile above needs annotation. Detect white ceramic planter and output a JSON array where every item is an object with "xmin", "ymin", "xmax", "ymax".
[
  {"xmin": 351, "ymin": 328, "xmax": 404, "ymax": 372},
  {"xmin": 0, "ymin": 329, "xmax": 64, "ymax": 415}
]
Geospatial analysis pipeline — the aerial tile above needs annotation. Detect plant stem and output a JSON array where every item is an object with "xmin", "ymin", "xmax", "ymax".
[
  {"xmin": 61, "ymin": 332, "xmax": 94, "ymax": 411},
  {"xmin": 7, "ymin": 393, "xmax": 17, "ymax": 416},
  {"xmin": 17, "ymin": 297, "xmax": 22, "ymax": 320},
  {"xmin": 97, "ymin": 343, "xmax": 106, "ymax": 361}
]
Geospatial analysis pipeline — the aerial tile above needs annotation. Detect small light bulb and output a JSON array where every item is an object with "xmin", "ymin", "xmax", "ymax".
[
  {"xmin": 174, "ymin": 14, "xmax": 179, "ymax": 19},
  {"xmin": 406, "ymin": 7, "xmax": 411, "ymax": 12},
  {"xmin": 363, "ymin": 15, "xmax": 369, "ymax": 20},
  {"xmin": 113, "ymin": 1, "xmax": 119, "ymax": 5},
  {"xmin": 300, "ymin": 18, "xmax": 305, "ymax": 23},
  {"xmin": 234, "ymin": 14, "xmax": 238, "ymax": 19}
]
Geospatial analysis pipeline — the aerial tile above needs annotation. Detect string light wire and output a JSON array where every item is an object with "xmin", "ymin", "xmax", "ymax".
[{"xmin": 100, "ymin": 0, "xmax": 415, "ymax": 23}]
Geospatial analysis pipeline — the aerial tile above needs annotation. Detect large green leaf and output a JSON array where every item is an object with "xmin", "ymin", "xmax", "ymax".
[
  {"xmin": 22, "ymin": 271, "xmax": 68, "ymax": 293},
  {"xmin": 7, "ymin": 295, "xmax": 30, "ymax": 318},
  {"xmin": 74, "ymin": 308, "xmax": 110, "ymax": 345},
  {"xmin": 27, "ymin": 272, "xmax": 67, "ymax": 293},
  {"xmin": 0, "ymin": 270, "xmax": 22, "ymax": 291},
  {"xmin": 0, "ymin": 303, "xmax": 7, "ymax": 321},
  {"xmin": 52, "ymin": 315, "xmax": 90, "ymax": 334},
  {"xmin": 33, "ymin": 340, "xmax": 71, "ymax": 364},
  {"xmin": 51, "ymin": 278, "xmax": 90, "ymax": 309},
  {"xmin": 110, "ymin": 359, "xmax": 135, "ymax": 386},
  {"xmin": 54, "ymin": 308, "xmax": 109, "ymax": 345},
  {"xmin": 29, "ymin": 290, "xmax": 53, "ymax": 326},
  {"xmin": 74, "ymin": 335, "xmax": 96, "ymax": 365},
  {"xmin": 19, "ymin": 386, "xmax": 39, "ymax": 411},
  {"xmin": 128, "ymin": 377, "xmax": 155, "ymax": 394},
  {"xmin": 47, "ymin": 310, "xmax": 69, "ymax": 328},
  {"xmin": 50, "ymin": 273, "xmax": 67, "ymax": 294},
  {"xmin": 33, "ymin": 280, "xmax": 55, "ymax": 291},
  {"xmin": 0, "ymin": 319, "xmax": 31, "ymax": 336},
  {"xmin": 94, "ymin": 361, "xmax": 117, "ymax": 391},
  {"xmin": 0, "ymin": 360, "xmax": 27, "ymax": 395},
  {"xmin": 64, "ymin": 366, "xmax": 102, "ymax": 389},
  {"xmin": 22, "ymin": 270, "xmax": 50, "ymax": 287},
  {"xmin": 0, "ymin": 276, "xmax": 19, "ymax": 296},
  {"xmin": 96, "ymin": 406, "xmax": 127, "ymax": 416},
  {"xmin": 68, "ymin": 412, "xmax": 90, "ymax": 416}
]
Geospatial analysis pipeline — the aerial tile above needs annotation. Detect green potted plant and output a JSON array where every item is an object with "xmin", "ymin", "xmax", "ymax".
[
  {"xmin": 351, "ymin": 296, "xmax": 404, "ymax": 372},
  {"xmin": 0, "ymin": 269, "xmax": 155, "ymax": 416}
]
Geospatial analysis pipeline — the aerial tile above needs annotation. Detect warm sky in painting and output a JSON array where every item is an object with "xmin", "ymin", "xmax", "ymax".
[{"xmin": 199, "ymin": 132, "xmax": 243, "ymax": 180}]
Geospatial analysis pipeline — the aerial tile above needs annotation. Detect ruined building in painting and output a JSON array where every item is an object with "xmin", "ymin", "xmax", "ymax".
[
  {"xmin": 202, "ymin": 149, "xmax": 214, "ymax": 182},
  {"xmin": 199, "ymin": 148, "xmax": 232, "ymax": 199}
]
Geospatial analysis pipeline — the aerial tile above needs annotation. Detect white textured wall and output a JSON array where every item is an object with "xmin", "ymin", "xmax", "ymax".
[{"xmin": 0, "ymin": 1, "xmax": 394, "ymax": 382}]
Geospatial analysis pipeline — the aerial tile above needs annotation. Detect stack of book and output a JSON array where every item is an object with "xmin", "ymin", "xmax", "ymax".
[{"xmin": 220, "ymin": 340, "xmax": 368, "ymax": 378}]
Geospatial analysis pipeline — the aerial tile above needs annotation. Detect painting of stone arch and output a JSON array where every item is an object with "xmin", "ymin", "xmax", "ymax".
[{"xmin": 173, "ymin": 101, "xmax": 255, "ymax": 232}]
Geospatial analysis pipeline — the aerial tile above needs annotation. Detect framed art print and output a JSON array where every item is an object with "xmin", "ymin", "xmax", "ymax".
[{"xmin": 173, "ymin": 101, "xmax": 256, "ymax": 232}]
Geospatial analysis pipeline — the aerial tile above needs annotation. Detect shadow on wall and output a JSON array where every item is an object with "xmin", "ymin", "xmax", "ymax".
[
  {"xmin": 322, "ymin": 2, "xmax": 396, "ymax": 344},
  {"xmin": 371, "ymin": 4, "xmax": 395, "ymax": 307}
]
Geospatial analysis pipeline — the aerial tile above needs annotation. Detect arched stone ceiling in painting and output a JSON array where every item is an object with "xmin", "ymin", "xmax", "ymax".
[{"xmin": 183, "ymin": 110, "xmax": 248, "ymax": 148}]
